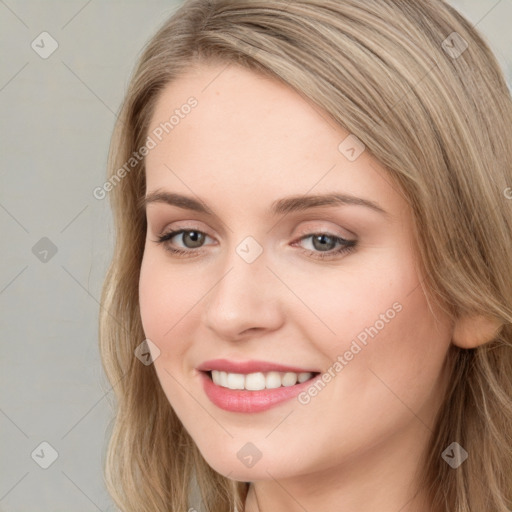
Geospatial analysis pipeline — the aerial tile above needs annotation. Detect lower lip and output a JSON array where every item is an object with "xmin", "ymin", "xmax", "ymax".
[{"xmin": 199, "ymin": 372, "xmax": 317, "ymax": 413}]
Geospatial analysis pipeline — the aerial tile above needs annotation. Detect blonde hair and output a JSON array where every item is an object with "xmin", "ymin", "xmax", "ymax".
[{"xmin": 99, "ymin": 1, "xmax": 512, "ymax": 510}]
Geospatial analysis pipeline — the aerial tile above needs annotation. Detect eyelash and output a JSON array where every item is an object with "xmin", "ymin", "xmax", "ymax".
[{"xmin": 154, "ymin": 228, "xmax": 357, "ymax": 261}]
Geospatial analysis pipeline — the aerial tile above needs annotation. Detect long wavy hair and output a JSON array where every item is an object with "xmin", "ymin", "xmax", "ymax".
[{"xmin": 99, "ymin": 1, "xmax": 512, "ymax": 510}]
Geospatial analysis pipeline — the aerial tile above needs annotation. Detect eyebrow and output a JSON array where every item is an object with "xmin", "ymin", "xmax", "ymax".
[{"xmin": 141, "ymin": 190, "xmax": 388, "ymax": 217}]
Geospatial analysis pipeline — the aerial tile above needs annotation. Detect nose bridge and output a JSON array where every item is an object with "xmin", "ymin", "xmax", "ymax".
[
  {"xmin": 202, "ymin": 236, "xmax": 283, "ymax": 337},
  {"xmin": 217, "ymin": 234, "xmax": 270, "ymax": 296}
]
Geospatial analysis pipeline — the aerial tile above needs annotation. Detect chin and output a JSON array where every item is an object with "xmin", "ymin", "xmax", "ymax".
[{"xmin": 196, "ymin": 443, "xmax": 305, "ymax": 482}]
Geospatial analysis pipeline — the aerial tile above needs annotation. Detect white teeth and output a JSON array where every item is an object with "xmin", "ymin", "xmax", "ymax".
[
  {"xmin": 245, "ymin": 372, "xmax": 266, "ymax": 390},
  {"xmin": 298, "ymin": 372, "xmax": 311, "ymax": 383},
  {"xmin": 265, "ymin": 371, "xmax": 282, "ymax": 389},
  {"xmin": 227, "ymin": 372, "xmax": 245, "ymax": 390},
  {"xmin": 210, "ymin": 370, "xmax": 314, "ymax": 390},
  {"xmin": 282, "ymin": 372, "xmax": 297, "ymax": 386}
]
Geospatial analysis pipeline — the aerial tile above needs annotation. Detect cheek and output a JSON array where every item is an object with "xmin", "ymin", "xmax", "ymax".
[
  {"xmin": 346, "ymin": 252, "xmax": 453, "ymax": 381},
  {"xmin": 138, "ymin": 249, "xmax": 200, "ymax": 359},
  {"xmin": 138, "ymin": 250, "xmax": 206, "ymax": 419},
  {"xmin": 317, "ymin": 262, "xmax": 452, "ymax": 431},
  {"xmin": 270, "ymin": 244, "xmax": 421, "ymax": 354},
  {"xmin": 287, "ymin": 245, "xmax": 452, "ymax": 407}
]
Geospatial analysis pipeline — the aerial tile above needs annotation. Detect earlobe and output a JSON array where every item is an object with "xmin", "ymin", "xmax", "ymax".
[{"xmin": 452, "ymin": 313, "xmax": 503, "ymax": 349}]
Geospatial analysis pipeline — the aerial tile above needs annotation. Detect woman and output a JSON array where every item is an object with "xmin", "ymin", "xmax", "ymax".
[{"xmin": 99, "ymin": 1, "xmax": 512, "ymax": 511}]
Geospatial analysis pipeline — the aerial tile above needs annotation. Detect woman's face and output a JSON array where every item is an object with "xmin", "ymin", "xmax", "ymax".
[{"xmin": 139, "ymin": 61, "xmax": 454, "ymax": 482}]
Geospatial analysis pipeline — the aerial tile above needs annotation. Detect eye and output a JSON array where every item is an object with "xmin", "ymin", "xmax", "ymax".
[
  {"xmin": 293, "ymin": 232, "xmax": 357, "ymax": 260},
  {"xmin": 154, "ymin": 228, "xmax": 214, "ymax": 256},
  {"xmin": 153, "ymin": 228, "xmax": 357, "ymax": 261}
]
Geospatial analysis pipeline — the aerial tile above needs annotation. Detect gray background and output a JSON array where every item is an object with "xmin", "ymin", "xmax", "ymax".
[{"xmin": 1, "ymin": 1, "xmax": 511, "ymax": 510}]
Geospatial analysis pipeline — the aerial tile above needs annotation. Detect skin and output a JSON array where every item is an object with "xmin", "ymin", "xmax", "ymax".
[{"xmin": 138, "ymin": 61, "xmax": 458, "ymax": 512}]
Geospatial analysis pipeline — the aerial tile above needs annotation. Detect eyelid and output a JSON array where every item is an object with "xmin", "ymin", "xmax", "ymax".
[
  {"xmin": 156, "ymin": 223, "xmax": 354, "ymax": 244},
  {"xmin": 293, "ymin": 223, "xmax": 356, "ymax": 242},
  {"xmin": 157, "ymin": 228, "xmax": 216, "ymax": 246}
]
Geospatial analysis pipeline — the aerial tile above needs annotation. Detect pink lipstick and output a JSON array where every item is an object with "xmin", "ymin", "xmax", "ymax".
[{"xmin": 197, "ymin": 359, "xmax": 320, "ymax": 413}]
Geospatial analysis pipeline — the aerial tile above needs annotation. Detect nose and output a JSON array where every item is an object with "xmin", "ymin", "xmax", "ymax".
[{"xmin": 202, "ymin": 247, "xmax": 285, "ymax": 341}]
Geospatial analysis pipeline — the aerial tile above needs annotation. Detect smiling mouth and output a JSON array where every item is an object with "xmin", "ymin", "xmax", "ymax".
[{"xmin": 204, "ymin": 370, "xmax": 320, "ymax": 391}]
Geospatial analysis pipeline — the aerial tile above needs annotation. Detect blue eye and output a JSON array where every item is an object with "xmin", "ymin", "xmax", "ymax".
[
  {"xmin": 154, "ymin": 229, "xmax": 357, "ymax": 260},
  {"xmin": 295, "ymin": 233, "xmax": 357, "ymax": 260}
]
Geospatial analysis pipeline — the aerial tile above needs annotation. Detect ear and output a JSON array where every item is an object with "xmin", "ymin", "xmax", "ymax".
[{"xmin": 452, "ymin": 313, "xmax": 503, "ymax": 349}]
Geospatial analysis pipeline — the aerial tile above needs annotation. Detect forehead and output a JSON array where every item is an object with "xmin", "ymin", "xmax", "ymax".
[
  {"xmin": 147, "ymin": 62, "xmax": 341, "ymax": 159},
  {"xmin": 144, "ymin": 62, "xmax": 403, "ymax": 217}
]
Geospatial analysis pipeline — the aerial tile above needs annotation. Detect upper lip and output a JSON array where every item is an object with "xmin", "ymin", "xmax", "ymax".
[{"xmin": 197, "ymin": 358, "xmax": 319, "ymax": 374}]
